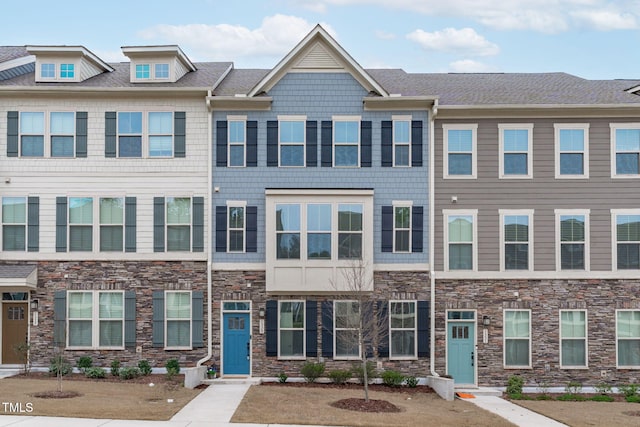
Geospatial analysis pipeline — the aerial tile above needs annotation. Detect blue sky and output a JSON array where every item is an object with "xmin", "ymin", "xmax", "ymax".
[{"xmin": 2, "ymin": 0, "xmax": 639, "ymax": 80}]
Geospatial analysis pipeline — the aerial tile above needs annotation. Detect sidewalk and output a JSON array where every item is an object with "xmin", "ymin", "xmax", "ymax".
[{"xmin": 469, "ymin": 395, "xmax": 567, "ymax": 427}]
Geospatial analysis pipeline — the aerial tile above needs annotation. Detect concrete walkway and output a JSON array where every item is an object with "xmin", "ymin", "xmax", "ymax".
[{"xmin": 469, "ymin": 395, "xmax": 567, "ymax": 427}]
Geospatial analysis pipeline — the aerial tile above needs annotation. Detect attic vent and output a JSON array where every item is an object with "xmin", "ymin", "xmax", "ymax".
[{"xmin": 293, "ymin": 42, "xmax": 343, "ymax": 70}]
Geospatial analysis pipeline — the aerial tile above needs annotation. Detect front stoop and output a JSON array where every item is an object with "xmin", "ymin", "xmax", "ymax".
[
  {"xmin": 455, "ymin": 387, "xmax": 503, "ymax": 397},
  {"xmin": 202, "ymin": 377, "xmax": 261, "ymax": 385}
]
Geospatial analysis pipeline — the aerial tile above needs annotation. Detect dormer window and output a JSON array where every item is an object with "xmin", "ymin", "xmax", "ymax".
[
  {"xmin": 41, "ymin": 63, "xmax": 55, "ymax": 78},
  {"xmin": 27, "ymin": 45, "xmax": 113, "ymax": 83},
  {"xmin": 136, "ymin": 64, "xmax": 150, "ymax": 79},
  {"xmin": 155, "ymin": 63, "xmax": 169, "ymax": 79},
  {"xmin": 60, "ymin": 64, "xmax": 75, "ymax": 79},
  {"xmin": 122, "ymin": 46, "xmax": 195, "ymax": 84}
]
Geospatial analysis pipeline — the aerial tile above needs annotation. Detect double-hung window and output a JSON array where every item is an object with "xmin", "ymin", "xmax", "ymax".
[
  {"xmin": 166, "ymin": 197, "xmax": 191, "ymax": 251},
  {"xmin": 69, "ymin": 197, "xmax": 93, "ymax": 252},
  {"xmin": 499, "ymin": 124, "xmax": 533, "ymax": 178},
  {"xmin": 444, "ymin": 210, "xmax": 477, "ymax": 271},
  {"xmin": 338, "ymin": 204, "xmax": 363, "ymax": 259},
  {"xmin": 393, "ymin": 203, "xmax": 411, "ymax": 253},
  {"xmin": 50, "ymin": 112, "xmax": 75, "ymax": 157},
  {"xmin": 148, "ymin": 112, "xmax": 173, "ymax": 157},
  {"xmin": 67, "ymin": 291, "xmax": 124, "ymax": 349},
  {"xmin": 555, "ymin": 124, "xmax": 589, "ymax": 178},
  {"xmin": 165, "ymin": 291, "xmax": 191, "ymax": 348},
  {"xmin": 334, "ymin": 301, "xmax": 360, "ymax": 358},
  {"xmin": 500, "ymin": 210, "xmax": 533, "ymax": 271},
  {"xmin": 279, "ymin": 118, "xmax": 305, "ymax": 167},
  {"xmin": 612, "ymin": 210, "xmax": 640, "ymax": 270},
  {"xmin": 307, "ymin": 204, "xmax": 331, "ymax": 259},
  {"xmin": 556, "ymin": 209, "xmax": 589, "ymax": 271},
  {"xmin": 393, "ymin": 118, "xmax": 411, "ymax": 167},
  {"xmin": 617, "ymin": 310, "xmax": 640, "ymax": 367},
  {"xmin": 118, "ymin": 112, "xmax": 143, "ymax": 157},
  {"xmin": 228, "ymin": 118, "xmax": 246, "ymax": 167},
  {"xmin": 279, "ymin": 300, "xmax": 305, "ymax": 358},
  {"xmin": 560, "ymin": 310, "xmax": 587, "ymax": 368},
  {"xmin": 611, "ymin": 124, "xmax": 640, "ymax": 177},
  {"xmin": 228, "ymin": 202, "xmax": 246, "ymax": 253},
  {"xmin": 20, "ymin": 112, "xmax": 44, "ymax": 157},
  {"xmin": 333, "ymin": 118, "xmax": 360, "ymax": 167},
  {"xmin": 504, "ymin": 309, "xmax": 531, "ymax": 368},
  {"xmin": 99, "ymin": 197, "xmax": 124, "ymax": 252},
  {"xmin": 443, "ymin": 124, "xmax": 477, "ymax": 178},
  {"xmin": 2, "ymin": 197, "xmax": 26, "ymax": 251},
  {"xmin": 390, "ymin": 301, "xmax": 417, "ymax": 358},
  {"xmin": 276, "ymin": 204, "xmax": 301, "ymax": 259}
]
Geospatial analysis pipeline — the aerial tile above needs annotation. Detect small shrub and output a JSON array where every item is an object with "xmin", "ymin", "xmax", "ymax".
[
  {"xmin": 300, "ymin": 362, "xmax": 325, "ymax": 383},
  {"xmin": 557, "ymin": 393, "xmax": 587, "ymax": 401},
  {"xmin": 165, "ymin": 359, "xmax": 180, "ymax": 378},
  {"xmin": 110, "ymin": 359, "xmax": 121, "ymax": 377},
  {"xmin": 328, "ymin": 369, "xmax": 351, "ymax": 385},
  {"xmin": 405, "ymin": 375, "xmax": 419, "ymax": 388},
  {"xmin": 590, "ymin": 394, "xmax": 614, "ymax": 402},
  {"xmin": 85, "ymin": 367, "xmax": 106, "ymax": 379},
  {"xmin": 509, "ymin": 393, "xmax": 532, "ymax": 400},
  {"xmin": 77, "ymin": 356, "xmax": 93, "ymax": 373},
  {"xmin": 381, "ymin": 370, "xmax": 405, "ymax": 387},
  {"xmin": 594, "ymin": 382, "xmax": 612, "ymax": 395},
  {"xmin": 619, "ymin": 383, "xmax": 639, "ymax": 398},
  {"xmin": 536, "ymin": 378, "xmax": 550, "ymax": 396},
  {"xmin": 536, "ymin": 394, "xmax": 554, "ymax": 400},
  {"xmin": 353, "ymin": 361, "xmax": 377, "ymax": 385},
  {"xmin": 565, "ymin": 380, "xmax": 582, "ymax": 395},
  {"xmin": 119, "ymin": 367, "xmax": 140, "ymax": 380},
  {"xmin": 49, "ymin": 355, "xmax": 71, "ymax": 377},
  {"xmin": 626, "ymin": 395, "xmax": 640, "ymax": 403},
  {"xmin": 506, "ymin": 375, "xmax": 524, "ymax": 397},
  {"xmin": 277, "ymin": 371, "xmax": 288, "ymax": 383},
  {"xmin": 138, "ymin": 359, "xmax": 152, "ymax": 376}
]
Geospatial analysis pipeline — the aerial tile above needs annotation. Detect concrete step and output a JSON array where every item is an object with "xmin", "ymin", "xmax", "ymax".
[
  {"xmin": 202, "ymin": 377, "xmax": 261, "ymax": 385},
  {"xmin": 455, "ymin": 387, "xmax": 503, "ymax": 397}
]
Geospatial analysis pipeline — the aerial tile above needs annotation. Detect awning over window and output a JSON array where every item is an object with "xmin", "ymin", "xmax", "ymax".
[{"xmin": 0, "ymin": 264, "xmax": 37, "ymax": 289}]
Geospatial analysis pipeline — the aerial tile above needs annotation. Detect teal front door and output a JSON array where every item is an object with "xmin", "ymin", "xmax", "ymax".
[
  {"xmin": 447, "ymin": 321, "xmax": 475, "ymax": 385},
  {"xmin": 223, "ymin": 313, "xmax": 250, "ymax": 375}
]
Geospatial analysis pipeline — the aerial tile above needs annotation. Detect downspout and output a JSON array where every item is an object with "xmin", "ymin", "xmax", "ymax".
[
  {"xmin": 197, "ymin": 90, "xmax": 214, "ymax": 368},
  {"xmin": 429, "ymin": 99, "xmax": 439, "ymax": 377}
]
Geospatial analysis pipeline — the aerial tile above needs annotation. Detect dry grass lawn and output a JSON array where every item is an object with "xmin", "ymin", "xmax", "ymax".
[
  {"xmin": 231, "ymin": 384, "xmax": 516, "ymax": 427},
  {"xmin": 516, "ymin": 400, "xmax": 640, "ymax": 427},
  {"xmin": 0, "ymin": 376, "xmax": 201, "ymax": 420}
]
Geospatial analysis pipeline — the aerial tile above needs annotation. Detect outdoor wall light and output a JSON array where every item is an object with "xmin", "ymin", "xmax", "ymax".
[
  {"xmin": 30, "ymin": 298, "xmax": 39, "ymax": 311},
  {"xmin": 482, "ymin": 315, "xmax": 491, "ymax": 327},
  {"xmin": 259, "ymin": 307, "xmax": 265, "ymax": 318}
]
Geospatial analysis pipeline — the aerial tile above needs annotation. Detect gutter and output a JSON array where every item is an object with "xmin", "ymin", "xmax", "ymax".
[{"xmin": 429, "ymin": 99, "xmax": 439, "ymax": 377}]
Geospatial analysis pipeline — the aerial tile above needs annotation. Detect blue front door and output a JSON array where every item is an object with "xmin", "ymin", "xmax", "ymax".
[
  {"xmin": 447, "ymin": 321, "xmax": 475, "ymax": 385},
  {"xmin": 223, "ymin": 313, "xmax": 250, "ymax": 375}
]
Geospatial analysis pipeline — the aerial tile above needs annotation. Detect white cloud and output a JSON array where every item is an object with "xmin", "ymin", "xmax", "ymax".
[
  {"xmin": 406, "ymin": 28, "xmax": 499, "ymax": 56},
  {"xmin": 375, "ymin": 30, "xmax": 397, "ymax": 40},
  {"xmin": 449, "ymin": 59, "xmax": 498, "ymax": 73},
  {"xmin": 571, "ymin": 9, "xmax": 638, "ymax": 30}
]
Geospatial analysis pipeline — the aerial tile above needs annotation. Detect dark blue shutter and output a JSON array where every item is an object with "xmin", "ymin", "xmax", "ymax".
[
  {"xmin": 55, "ymin": 197, "xmax": 67, "ymax": 252},
  {"xmin": 7, "ymin": 111, "xmax": 18, "ymax": 157},
  {"xmin": 216, "ymin": 121, "xmax": 227, "ymax": 166},
  {"xmin": 124, "ymin": 291, "xmax": 136, "ymax": 349},
  {"xmin": 174, "ymin": 112, "xmax": 186, "ymax": 157},
  {"xmin": 306, "ymin": 121, "xmax": 317, "ymax": 167},
  {"xmin": 412, "ymin": 206, "xmax": 423, "ymax": 253},
  {"xmin": 27, "ymin": 196, "xmax": 39, "ymax": 252},
  {"xmin": 246, "ymin": 206, "xmax": 257, "ymax": 253},
  {"xmin": 246, "ymin": 121, "xmax": 257, "ymax": 166},
  {"xmin": 411, "ymin": 120, "xmax": 423, "ymax": 167},
  {"xmin": 417, "ymin": 301, "xmax": 430, "ymax": 357},
  {"xmin": 192, "ymin": 197, "xmax": 204, "ymax": 252},
  {"xmin": 321, "ymin": 121, "xmax": 332, "ymax": 167},
  {"xmin": 266, "ymin": 121, "xmax": 278, "ymax": 167},
  {"xmin": 153, "ymin": 197, "xmax": 165, "ymax": 252},
  {"xmin": 381, "ymin": 120, "xmax": 392, "ymax": 167},
  {"xmin": 377, "ymin": 301, "xmax": 389, "ymax": 358},
  {"xmin": 105, "ymin": 112, "xmax": 117, "ymax": 158},
  {"xmin": 124, "ymin": 197, "xmax": 136, "ymax": 252},
  {"xmin": 361, "ymin": 121, "xmax": 372, "ymax": 167},
  {"xmin": 54, "ymin": 291, "xmax": 66, "ymax": 347},
  {"xmin": 306, "ymin": 300, "xmax": 318, "ymax": 357},
  {"xmin": 265, "ymin": 300, "xmax": 278, "ymax": 356},
  {"xmin": 215, "ymin": 206, "xmax": 227, "ymax": 252},
  {"xmin": 321, "ymin": 301, "xmax": 333, "ymax": 358},
  {"xmin": 152, "ymin": 291, "xmax": 165, "ymax": 348},
  {"xmin": 192, "ymin": 291, "xmax": 204, "ymax": 348},
  {"xmin": 75, "ymin": 112, "xmax": 88, "ymax": 157},
  {"xmin": 381, "ymin": 206, "xmax": 393, "ymax": 252}
]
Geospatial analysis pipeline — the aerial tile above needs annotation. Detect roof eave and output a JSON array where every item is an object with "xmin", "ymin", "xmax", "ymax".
[
  {"xmin": 206, "ymin": 95, "xmax": 273, "ymax": 111},
  {"xmin": 437, "ymin": 103, "xmax": 640, "ymax": 119},
  {"xmin": 364, "ymin": 96, "xmax": 438, "ymax": 110}
]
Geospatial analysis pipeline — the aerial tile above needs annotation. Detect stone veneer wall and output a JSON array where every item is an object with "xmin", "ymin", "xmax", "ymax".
[
  {"xmin": 211, "ymin": 269, "xmax": 431, "ymax": 378},
  {"xmin": 30, "ymin": 261, "xmax": 208, "ymax": 369},
  {"xmin": 435, "ymin": 278, "xmax": 640, "ymax": 387}
]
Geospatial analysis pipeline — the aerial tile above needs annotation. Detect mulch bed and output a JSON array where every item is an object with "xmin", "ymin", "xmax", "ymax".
[
  {"xmin": 13, "ymin": 371, "xmax": 183, "ymax": 386},
  {"xmin": 31, "ymin": 390, "xmax": 82, "ymax": 399},
  {"xmin": 331, "ymin": 397, "xmax": 401, "ymax": 412},
  {"xmin": 506, "ymin": 392, "xmax": 628, "ymax": 402}
]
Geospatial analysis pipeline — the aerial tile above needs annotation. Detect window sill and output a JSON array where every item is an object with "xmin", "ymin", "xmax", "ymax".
[
  {"xmin": 277, "ymin": 356, "xmax": 306, "ymax": 361},
  {"xmin": 389, "ymin": 356, "xmax": 418, "ymax": 361},
  {"xmin": 504, "ymin": 366, "xmax": 532, "ymax": 369},
  {"xmin": 165, "ymin": 346, "xmax": 193, "ymax": 351},
  {"xmin": 560, "ymin": 366, "xmax": 589, "ymax": 370}
]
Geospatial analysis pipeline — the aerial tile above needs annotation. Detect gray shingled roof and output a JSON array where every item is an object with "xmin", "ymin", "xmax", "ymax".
[
  {"xmin": 0, "ymin": 46, "xmax": 30, "ymax": 63},
  {"xmin": 0, "ymin": 264, "xmax": 36, "ymax": 279}
]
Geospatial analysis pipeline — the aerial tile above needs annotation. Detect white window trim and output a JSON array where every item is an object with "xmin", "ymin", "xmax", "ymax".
[
  {"xmin": 554, "ymin": 123, "xmax": 590, "ymax": 179},
  {"xmin": 18, "ymin": 110, "xmax": 77, "ymax": 158},
  {"xmin": 1, "ymin": 196, "xmax": 27, "ymax": 252},
  {"xmin": 166, "ymin": 196, "xmax": 193, "ymax": 252},
  {"xmin": 389, "ymin": 300, "xmax": 418, "ymax": 360},
  {"xmin": 499, "ymin": 209, "xmax": 534, "ymax": 272},
  {"xmin": 443, "ymin": 209, "xmax": 478, "ymax": 272},
  {"xmin": 555, "ymin": 209, "xmax": 590, "ymax": 272},
  {"xmin": 443, "ymin": 124, "xmax": 477, "ymax": 179},
  {"xmin": 610, "ymin": 123, "xmax": 640, "ymax": 178},
  {"xmin": 226, "ymin": 200, "xmax": 247, "ymax": 253},
  {"xmin": 392, "ymin": 115, "xmax": 412, "ymax": 168},
  {"xmin": 559, "ymin": 309, "xmax": 588, "ymax": 369},
  {"xmin": 278, "ymin": 115, "xmax": 306, "ymax": 168},
  {"xmin": 498, "ymin": 124, "xmax": 533, "ymax": 179},
  {"xmin": 68, "ymin": 196, "xmax": 94, "ymax": 253},
  {"xmin": 66, "ymin": 290, "xmax": 125, "ymax": 350},
  {"xmin": 332, "ymin": 115, "xmax": 361, "ymax": 168},
  {"xmin": 333, "ymin": 300, "xmax": 361, "ymax": 360},
  {"xmin": 227, "ymin": 115, "xmax": 247, "ymax": 167},
  {"xmin": 278, "ymin": 300, "xmax": 306, "ymax": 360},
  {"xmin": 116, "ymin": 110, "xmax": 175, "ymax": 159},
  {"xmin": 98, "ymin": 196, "xmax": 125, "ymax": 253},
  {"xmin": 392, "ymin": 200, "xmax": 413, "ymax": 253},
  {"xmin": 616, "ymin": 309, "xmax": 640, "ymax": 369},
  {"xmin": 611, "ymin": 209, "xmax": 640, "ymax": 271},
  {"xmin": 503, "ymin": 309, "xmax": 532, "ymax": 369},
  {"xmin": 164, "ymin": 290, "xmax": 192, "ymax": 350},
  {"xmin": 36, "ymin": 59, "xmax": 79, "ymax": 82},
  {"xmin": 131, "ymin": 61, "xmax": 173, "ymax": 82}
]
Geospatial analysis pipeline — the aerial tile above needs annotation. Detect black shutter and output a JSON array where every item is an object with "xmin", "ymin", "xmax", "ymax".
[
  {"xmin": 361, "ymin": 121, "xmax": 372, "ymax": 167},
  {"xmin": 412, "ymin": 206, "xmax": 423, "ymax": 253},
  {"xmin": 75, "ymin": 112, "xmax": 88, "ymax": 157},
  {"xmin": 417, "ymin": 301, "xmax": 430, "ymax": 357},
  {"xmin": 105, "ymin": 112, "xmax": 117, "ymax": 158},
  {"xmin": 27, "ymin": 196, "xmax": 39, "ymax": 252},
  {"xmin": 192, "ymin": 291, "xmax": 204, "ymax": 348},
  {"xmin": 53, "ymin": 291, "xmax": 66, "ymax": 347},
  {"xmin": 381, "ymin": 206, "xmax": 393, "ymax": 252},
  {"xmin": 124, "ymin": 197, "xmax": 137, "ymax": 252},
  {"xmin": 306, "ymin": 300, "xmax": 318, "ymax": 357},
  {"xmin": 321, "ymin": 301, "xmax": 333, "ymax": 358},
  {"xmin": 246, "ymin": 206, "xmax": 257, "ymax": 253},
  {"xmin": 215, "ymin": 206, "xmax": 227, "ymax": 252},
  {"xmin": 174, "ymin": 112, "xmax": 186, "ymax": 157},
  {"xmin": 152, "ymin": 291, "xmax": 164, "ymax": 348},
  {"xmin": 124, "ymin": 291, "xmax": 136, "ymax": 349},
  {"xmin": 153, "ymin": 197, "xmax": 165, "ymax": 252},
  {"xmin": 216, "ymin": 121, "xmax": 227, "ymax": 166},
  {"xmin": 381, "ymin": 120, "xmax": 392, "ymax": 167},
  {"xmin": 377, "ymin": 301, "xmax": 389, "ymax": 358},
  {"xmin": 321, "ymin": 121, "xmax": 332, "ymax": 167},
  {"xmin": 246, "ymin": 120, "xmax": 258, "ymax": 166},
  {"xmin": 265, "ymin": 300, "xmax": 278, "ymax": 356},
  {"xmin": 192, "ymin": 197, "xmax": 204, "ymax": 252},
  {"xmin": 411, "ymin": 120, "xmax": 423, "ymax": 167},
  {"xmin": 306, "ymin": 120, "xmax": 317, "ymax": 167},
  {"xmin": 55, "ymin": 197, "xmax": 67, "ymax": 252},
  {"xmin": 7, "ymin": 111, "xmax": 18, "ymax": 157},
  {"xmin": 266, "ymin": 121, "xmax": 278, "ymax": 167}
]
